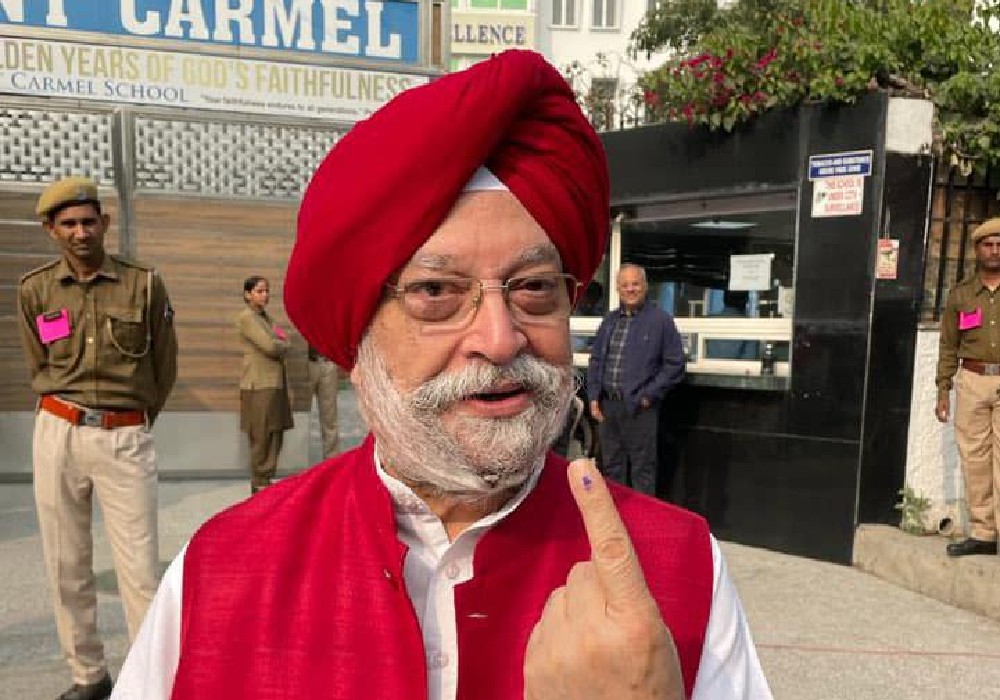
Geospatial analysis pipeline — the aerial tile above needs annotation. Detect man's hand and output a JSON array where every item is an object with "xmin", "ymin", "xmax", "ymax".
[
  {"xmin": 640, "ymin": 397, "xmax": 651, "ymax": 410},
  {"xmin": 935, "ymin": 396, "xmax": 950, "ymax": 423},
  {"xmin": 589, "ymin": 399, "xmax": 604, "ymax": 423},
  {"xmin": 523, "ymin": 459, "xmax": 684, "ymax": 700}
]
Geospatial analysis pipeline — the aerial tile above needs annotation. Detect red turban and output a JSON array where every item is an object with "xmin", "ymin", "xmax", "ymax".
[{"xmin": 285, "ymin": 49, "xmax": 609, "ymax": 370}]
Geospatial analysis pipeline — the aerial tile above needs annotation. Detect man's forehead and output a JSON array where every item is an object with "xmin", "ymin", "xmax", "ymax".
[
  {"xmin": 979, "ymin": 235, "xmax": 1000, "ymax": 244},
  {"xmin": 406, "ymin": 242, "xmax": 561, "ymax": 272},
  {"xmin": 51, "ymin": 203, "xmax": 101, "ymax": 222}
]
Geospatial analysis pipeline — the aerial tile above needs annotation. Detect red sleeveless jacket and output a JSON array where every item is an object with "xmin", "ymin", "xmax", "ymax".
[{"xmin": 171, "ymin": 437, "xmax": 713, "ymax": 699}]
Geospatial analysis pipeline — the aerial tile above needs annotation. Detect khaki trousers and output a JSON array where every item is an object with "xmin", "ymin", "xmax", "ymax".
[
  {"xmin": 308, "ymin": 357, "xmax": 340, "ymax": 459},
  {"xmin": 32, "ymin": 409, "xmax": 159, "ymax": 685},
  {"xmin": 954, "ymin": 368, "xmax": 1000, "ymax": 542},
  {"xmin": 250, "ymin": 430, "xmax": 283, "ymax": 489}
]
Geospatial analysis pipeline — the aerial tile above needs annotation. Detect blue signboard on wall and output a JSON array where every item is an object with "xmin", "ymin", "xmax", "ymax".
[{"xmin": 0, "ymin": 0, "xmax": 421, "ymax": 64}]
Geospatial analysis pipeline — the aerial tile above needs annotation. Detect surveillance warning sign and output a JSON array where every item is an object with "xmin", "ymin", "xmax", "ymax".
[{"xmin": 808, "ymin": 150, "xmax": 873, "ymax": 218}]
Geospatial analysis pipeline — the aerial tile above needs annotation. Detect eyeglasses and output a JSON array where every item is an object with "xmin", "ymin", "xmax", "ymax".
[{"xmin": 385, "ymin": 272, "xmax": 581, "ymax": 332}]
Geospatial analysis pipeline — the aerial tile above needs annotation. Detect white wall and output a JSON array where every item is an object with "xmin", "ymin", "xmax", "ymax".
[
  {"xmin": 536, "ymin": 0, "xmax": 668, "ymax": 85},
  {"xmin": 905, "ymin": 329, "xmax": 968, "ymax": 534}
]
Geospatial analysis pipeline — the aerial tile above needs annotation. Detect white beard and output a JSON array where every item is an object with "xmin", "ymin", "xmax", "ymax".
[{"xmin": 352, "ymin": 334, "xmax": 575, "ymax": 501}]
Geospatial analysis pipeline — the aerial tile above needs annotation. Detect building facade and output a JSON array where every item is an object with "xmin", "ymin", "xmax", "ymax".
[{"xmin": 0, "ymin": 0, "xmax": 445, "ymax": 478}]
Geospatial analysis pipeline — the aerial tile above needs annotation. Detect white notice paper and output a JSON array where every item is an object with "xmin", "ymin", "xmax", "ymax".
[
  {"xmin": 812, "ymin": 175, "xmax": 865, "ymax": 217},
  {"xmin": 729, "ymin": 254, "xmax": 774, "ymax": 291}
]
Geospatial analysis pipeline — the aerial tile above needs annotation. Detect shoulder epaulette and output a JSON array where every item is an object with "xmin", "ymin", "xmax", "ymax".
[
  {"xmin": 110, "ymin": 254, "xmax": 153, "ymax": 272},
  {"xmin": 18, "ymin": 259, "xmax": 59, "ymax": 285}
]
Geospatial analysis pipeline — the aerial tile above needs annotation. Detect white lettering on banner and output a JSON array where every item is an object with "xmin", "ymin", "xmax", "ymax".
[
  {"xmin": 365, "ymin": 0, "xmax": 398, "ymax": 58},
  {"xmin": 47, "ymin": 0, "xmax": 67, "ymax": 25},
  {"xmin": 0, "ymin": 0, "xmax": 22, "ymax": 22},
  {"xmin": 0, "ymin": 0, "xmax": 410, "ymax": 61},
  {"xmin": 321, "ymin": 0, "xmax": 359, "ymax": 55},
  {"xmin": 122, "ymin": 0, "xmax": 160, "ymax": 35},
  {"xmin": 263, "ymin": 0, "xmax": 315, "ymax": 50},
  {"xmin": 213, "ymin": 0, "xmax": 254, "ymax": 43},
  {"xmin": 164, "ymin": 0, "xmax": 211, "ymax": 40},
  {"xmin": 0, "ymin": 36, "xmax": 427, "ymax": 120}
]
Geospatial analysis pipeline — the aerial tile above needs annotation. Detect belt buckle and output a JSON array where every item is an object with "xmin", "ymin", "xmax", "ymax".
[
  {"xmin": 81, "ymin": 411, "xmax": 104, "ymax": 428},
  {"xmin": 987, "ymin": 364, "xmax": 1000, "ymax": 376}
]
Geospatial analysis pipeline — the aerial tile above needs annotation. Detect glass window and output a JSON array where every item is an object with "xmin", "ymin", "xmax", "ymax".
[
  {"xmin": 552, "ymin": 0, "xmax": 576, "ymax": 27},
  {"xmin": 622, "ymin": 208, "xmax": 795, "ymax": 320},
  {"xmin": 501, "ymin": 0, "xmax": 528, "ymax": 9},
  {"xmin": 620, "ymin": 193, "xmax": 796, "ymax": 376},
  {"xmin": 571, "ymin": 244, "xmax": 610, "ymax": 356},
  {"xmin": 592, "ymin": 0, "xmax": 617, "ymax": 28},
  {"xmin": 470, "ymin": 0, "xmax": 499, "ymax": 8}
]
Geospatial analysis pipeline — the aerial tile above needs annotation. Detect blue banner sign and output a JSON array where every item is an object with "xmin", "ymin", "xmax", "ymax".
[
  {"xmin": 808, "ymin": 150, "xmax": 873, "ymax": 180},
  {"xmin": 0, "ymin": 0, "xmax": 420, "ymax": 64}
]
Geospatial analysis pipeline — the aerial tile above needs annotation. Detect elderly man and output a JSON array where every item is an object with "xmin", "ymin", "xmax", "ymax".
[
  {"xmin": 112, "ymin": 51, "xmax": 770, "ymax": 700},
  {"xmin": 588, "ymin": 264, "xmax": 685, "ymax": 496}
]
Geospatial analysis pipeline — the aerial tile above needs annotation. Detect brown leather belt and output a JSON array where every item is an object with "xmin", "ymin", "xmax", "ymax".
[
  {"xmin": 961, "ymin": 359, "xmax": 1000, "ymax": 376},
  {"xmin": 40, "ymin": 395, "xmax": 146, "ymax": 430}
]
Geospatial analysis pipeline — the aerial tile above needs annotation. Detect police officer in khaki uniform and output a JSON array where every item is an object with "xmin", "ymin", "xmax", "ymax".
[
  {"xmin": 16, "ymin": 177, "xmax": 178, "ymax": 700},
  {"xmin": 936, "ymin": 218, "xmax": 1000, "ymax": 557},
  {"xmin": 307, "ymin": 344, "xmax": 340, "ymax": 459},
  {"xmin": 237, "ymin": 276, "xmax": 293, "ymax": 493}
]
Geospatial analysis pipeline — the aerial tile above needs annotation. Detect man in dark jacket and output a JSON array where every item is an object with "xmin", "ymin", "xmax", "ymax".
[{"xmin": 587, "ymin": 264, "xmax": 685, "ymax": 496}]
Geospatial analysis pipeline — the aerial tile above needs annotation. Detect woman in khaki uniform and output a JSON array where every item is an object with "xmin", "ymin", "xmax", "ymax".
[{"xmin": 237, "ymin": 276, "xmax": 293, "ymax": 493}]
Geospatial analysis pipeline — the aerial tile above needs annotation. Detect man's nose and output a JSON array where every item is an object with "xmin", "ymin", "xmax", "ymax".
[{"xmin": 466, "ymin": 289, "xmax": 526, "ymax": 363}]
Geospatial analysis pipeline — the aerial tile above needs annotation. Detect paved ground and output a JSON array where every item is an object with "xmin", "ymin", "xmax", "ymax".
[{"xmin": 3, "ymin": 478, "xmax": 1000, "ymax": 700}]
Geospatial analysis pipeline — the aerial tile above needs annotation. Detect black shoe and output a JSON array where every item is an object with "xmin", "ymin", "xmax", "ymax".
[
  {"xmin": 56, "ymin": 673, "xmax": 112, "ymax": 700},
  {"xmin": 945, "ymin": 538, "xmax": 998, "ymax": 557}
]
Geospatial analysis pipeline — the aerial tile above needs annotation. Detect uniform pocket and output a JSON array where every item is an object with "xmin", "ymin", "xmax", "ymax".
[{"xmin": 105, "ymin": 308, "xmax": 148, "ymax": 357}]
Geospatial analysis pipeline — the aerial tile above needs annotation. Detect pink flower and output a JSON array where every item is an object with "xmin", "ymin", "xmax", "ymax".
[
  {"xmin": 755, "ymin": 48, "xmax": 778, "ymax": 70},
  {"xmin": 643, "ymin": 90, "xmax": 660, "ymax": 106},
  {"xmin": 835, "ymin": 76, "xmax": 845, "ymax": 87},
  {"xmin": 713, "ymin": 71, "xmax": 725, "ymax": 84}
]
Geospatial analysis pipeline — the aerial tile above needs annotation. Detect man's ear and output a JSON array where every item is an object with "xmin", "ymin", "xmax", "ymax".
[
  {"xmin": 42, "ymin": 219, "xmax": 56, "ymax": 241},
  {"xmin": 350, "ymin": 363, "xmax": 361, "ymax": 386}
]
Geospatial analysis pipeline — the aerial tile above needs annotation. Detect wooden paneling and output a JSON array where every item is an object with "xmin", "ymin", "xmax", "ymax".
[
  {"xmin": 133, "ymin": 196, "xmax": 308, "ymax": 412},
  {"xmin": 0, "ymin": 190, "xmax": 121, "ymax": 410},
  {"xmin": 0, "ymin": 187, "xmax": 309, "ymax": 414}
]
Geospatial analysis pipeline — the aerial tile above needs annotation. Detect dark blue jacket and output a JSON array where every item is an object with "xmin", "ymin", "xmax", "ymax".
[{"xmin": 586, "ymin": 301, "xmax": 686, "ymax": 414}]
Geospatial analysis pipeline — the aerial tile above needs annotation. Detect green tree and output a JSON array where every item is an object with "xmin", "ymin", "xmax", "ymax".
[{"xmin": 631, "ymin": 0, "xmax": 1000, "ymax": 175}]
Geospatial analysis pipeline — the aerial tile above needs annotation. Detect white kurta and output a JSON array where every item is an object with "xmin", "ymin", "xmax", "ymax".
[{"xmin": 112, "ymin": 455, "xmax": 773, "ymax": 700}]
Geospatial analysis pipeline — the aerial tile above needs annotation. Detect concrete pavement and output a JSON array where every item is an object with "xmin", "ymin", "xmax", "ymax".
[{"xmin": 3, "ymin": 477, "xmax": 1000, "ymax": 700}]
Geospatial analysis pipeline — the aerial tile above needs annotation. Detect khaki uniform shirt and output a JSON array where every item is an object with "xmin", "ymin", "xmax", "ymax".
[
  {"xmin": 236, "ymin": 307, "xmax": 290, "ymax": 390},
  {"xmin": 17, "ymin": 254, "xmax": 178, "ymax": 421},
  {"xmin": 936, "ymin": 274, "xmax": 1000, "ymax": 398}
]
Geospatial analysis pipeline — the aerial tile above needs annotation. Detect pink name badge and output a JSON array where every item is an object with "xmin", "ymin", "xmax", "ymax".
[
  {"xmin": 273, "ymin": 325, "xmax": 288, "ymax": 341},
  {"xmin": 959, "ymin": 308, "xmax": 983, "ymax": 331},
  {"xmin": 36, "ymin": 308, "xmax": 71, "ymax": 344}
]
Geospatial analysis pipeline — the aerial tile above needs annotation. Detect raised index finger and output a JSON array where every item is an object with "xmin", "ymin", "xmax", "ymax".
[{"xmin": 567, "ymin": 459, "xmax": 652, "ymax": 610}]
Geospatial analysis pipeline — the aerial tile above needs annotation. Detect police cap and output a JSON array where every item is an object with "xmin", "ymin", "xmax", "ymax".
[
  {"xmin": 36, "ymin": 176, "xmax": 101, "ymax": 218},
  {"xmin": 972, "ymin": 217, "xmax": 1000, "ymax": 244}
]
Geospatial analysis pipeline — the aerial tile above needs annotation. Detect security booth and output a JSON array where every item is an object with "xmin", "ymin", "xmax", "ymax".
[
  {"xmin": 0, "ymin": 1, "xmax": 446, "ymax": 479},
  {"xmin": 572, "ymin": 92, "xmax": 934, "ymax": 563}
]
